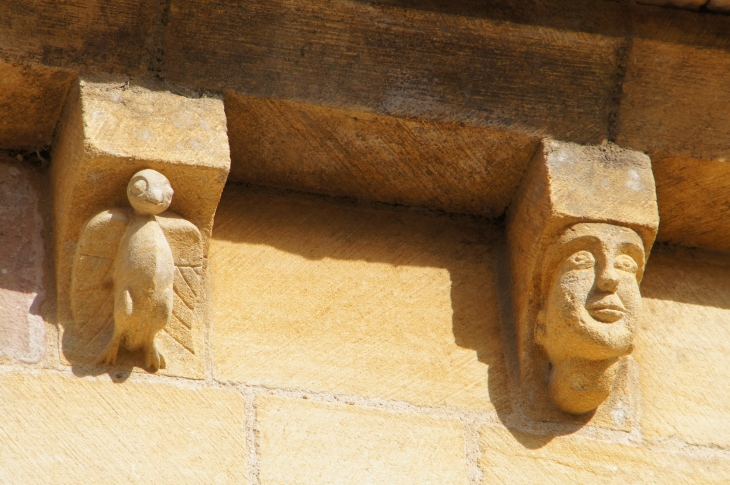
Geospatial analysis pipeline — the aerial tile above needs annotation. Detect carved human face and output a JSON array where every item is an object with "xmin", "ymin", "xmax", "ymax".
[
  {"xmin": 536, "ymin": 223, "xmax": 645, "ymax": 363},
  {"xmin": 127, "ymin": 169, "xmax": 174, "ymax": 215}
]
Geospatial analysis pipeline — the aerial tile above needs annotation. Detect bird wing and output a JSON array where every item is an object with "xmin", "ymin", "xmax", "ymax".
[
  {"xmin": 157, "ymin": 211, "xmax": 203, "ymax": 355},
  {"xmin": 70, "ymin": 208, "xmax": 129, "ymax": 352}
]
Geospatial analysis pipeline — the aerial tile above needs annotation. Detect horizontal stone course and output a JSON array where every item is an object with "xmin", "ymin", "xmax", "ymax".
[
  {"xmin": 637, "ymin": 248, "xmax": 730, "ymax": 449},
  {"xmin": 255, "ymin": 395, "xmax": 469, "ymax": 485},
  {"xmin": 480, "ymin": 424, "xmax": 730, "ymax": 483},
  {"xmin": 0, "ymin": 371, "xmax": 248, "ymax": 484}
]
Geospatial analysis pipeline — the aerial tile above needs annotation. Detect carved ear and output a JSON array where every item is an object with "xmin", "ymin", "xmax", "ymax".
[{"xmin": 535, "ymin": 309, "xmax": 547, "ymax": 345}]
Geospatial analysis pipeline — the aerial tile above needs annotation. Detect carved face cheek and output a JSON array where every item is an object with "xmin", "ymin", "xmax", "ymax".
[
  {"xmin": 613, "ymin": 257, "xmax": 642, "ymax": 334},
  {"xmin": 555, "ymin": 264, "xmax": 596, "ymax": 329},
  {"xmin": 540, "ymin": 251, "xmax": 597, "ymax": 358}
]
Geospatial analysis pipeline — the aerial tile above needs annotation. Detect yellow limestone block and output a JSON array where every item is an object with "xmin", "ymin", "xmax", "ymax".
[
  {"xmin": 0, "ymin": 372, "xmax": 247, "ymax": 484},
  {"xmin": 479, "ymin": 424, "xmax": 730, "ymax": 484},
  {"xmin": 256, "ymin": 395, "xmax": 468, "ymax": 485},
  {"xmin": 638, "ymin": 248, "xmax": 730, "ymax": 449},
  {"xmin": 51, "ymin": 76, "xmax": 230, "ymax": 377},
  {"xmin": 211, "ymin": 187, "xmax": 511, "ymax": 412}
]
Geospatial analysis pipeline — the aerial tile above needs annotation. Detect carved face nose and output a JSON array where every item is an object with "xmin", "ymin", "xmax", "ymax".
[{"xmin": 596, "ymin": 262, "xmax": 620, "ymax": 292}]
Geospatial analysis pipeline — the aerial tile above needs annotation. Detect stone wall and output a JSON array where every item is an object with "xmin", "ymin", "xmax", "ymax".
[
  {"xmin": 1, "ymin": 149, "xmax": 729, "ymax": 483},
  {"xmin": 1, "ymin": 2, "xmax": 729, "ymax": 483}
]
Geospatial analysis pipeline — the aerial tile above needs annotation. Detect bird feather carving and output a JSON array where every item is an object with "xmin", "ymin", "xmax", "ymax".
[{"xmin": 71, "ymin": 209, "xmax": 203, "ymax": 362}]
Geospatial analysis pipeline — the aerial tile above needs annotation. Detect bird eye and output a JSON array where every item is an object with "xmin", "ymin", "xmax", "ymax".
[
  {"xmin": 615, "ymin": 254, "xmax": 639, "ymax": 274},
  {"xmin": 130, "ymin": 179, "xmax": 147, "ymax": 196},
  {"xmin": 566, "ymin": 250, "xmax": 595, "ymax": 269}
]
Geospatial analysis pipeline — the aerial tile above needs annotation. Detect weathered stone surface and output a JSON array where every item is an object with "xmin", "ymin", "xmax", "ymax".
[
  {"xmin": 636, "ymin": 0, "xmax": 705, "ymax": 10},
  {"xmin": 707, "ymin": 0, "xmax": 730, "ymax": 12},
  {"xmin": 0, "ymin": 63, "xmax": 74, "ymax": 151},
  {"xmin": 479, "ymin": 424, "xmax": 730, "ymax": 483},
  {"xmin": 653, "ymin": 157, "xmax": 730, "ymax": 253},
  {"xmin": 616, "ymin": 39, "xmax": 730, "ymax": 162},
  {"xmin": 256, "ymin": 396, "xmax": 468, "ymax": 485},
  {"xmin": 167, "ymin": 0, "xmax": 626, "ymax": 144},
  {"xmin": 0, "ymin": 157, "xmax": 45, "ymax": 363},
  {"xmin": 211, "ymin": 187, "xmax": 511, "ymax": 412},
  {"xmin": 638, "ymin": 247, "xmax": 730, "ymax": 449},
  {"xmin": 636, "ymin": 0, "xmax": 730, "ymax": 12},
  {"xmin": 0, "ymin": 372, "xmax": 248, "ymax": 484},
  {"xmin": 52, "ymin": 76, "xmax": 230, "ymax": 377},
  {"xmin": 506, "ymin": 140, "xmax": 658, "ymax": 422},
  {"xmin": 71, "ymin": 170, "xmax": 204, "ymax": 373},
  {"xmin": 226, "ymin": 94, "xmax": 537, "ymax": 216},
  {"xmin": 0, "ymin": 0, "xmax": 165, "ymax": 73}
]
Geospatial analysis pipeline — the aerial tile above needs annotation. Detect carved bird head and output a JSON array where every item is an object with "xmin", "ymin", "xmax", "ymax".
[{"xmin": 127, "ymin": 169, "xmax": 174, "ymax": 215}]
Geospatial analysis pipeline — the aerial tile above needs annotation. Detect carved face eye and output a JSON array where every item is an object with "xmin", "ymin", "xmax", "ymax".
[
  {"xmin": 566, "ymin": 250, "xmax": 595, "ymax": 270},
  {"xmin": 131, "ymin": 178, "xmax": 147, "ymax": 196},
  {"xmin": 614, "ymin": 254, "xmax": 639, "ymax": 274}
]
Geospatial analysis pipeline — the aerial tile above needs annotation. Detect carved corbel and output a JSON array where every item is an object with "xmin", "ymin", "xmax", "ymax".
[
  {"xmin": 51, "ymin": 76, "xmax": 230, "ymax": 376},
  {"xmin": 506, "ymin": 140, "xmax": 658, "ymax": 419}
]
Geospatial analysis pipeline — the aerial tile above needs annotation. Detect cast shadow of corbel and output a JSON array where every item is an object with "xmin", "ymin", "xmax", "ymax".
[
  {"xmin": 211, "ymin": 184, "xmax": 514, "ymax": 421},
  {"xmin": 449, "ymin": 226, "xmax": 575, "ymax": 450}
]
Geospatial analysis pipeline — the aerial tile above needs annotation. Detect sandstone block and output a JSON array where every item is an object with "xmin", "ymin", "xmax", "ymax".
[
  {"xmin": 637, "ymin": 248, "xmax": 730, "ymax": 449},
  {"xmin": 636, "ymin": 0, "xmax": 705, "ymax": 9},
  {"xmin": 51, "ymin": 76, "xmax": 230, "ymax": 377},
  {"xmin": 0, "ymin": 63, "xmax": 74, "ymax": 151},
  {"xmin": 0, "ymin": 0, "xmax": 164, "ymax": 73},
  {"xmin": 506, "ymin": 140, "xmax": 658, "ymax": 422},
  {"xmin": 211, "ymin": 187, "xmax": 511, "ymax": 412},
  {"xmin": 707, "ymin": 0, "xmax": 730, "ymax": 12},
  {"xmin": 653, "ymin": 156, "xmax": 730, "ymax": 253},
  {"xmin": 0, "ymin": 372, "xmax": 247, "ymax": 484},
  {"xmin": 256, "ymin": 396, "xmax": 468, "ymax": 485},
  {"xmin": 479, "ymin": 424, "xmax": 730, "ymax": 483},
  {"xmin": 166, "ymin": 0, "xmax": 625, "ymax": 143},
  {"xmin": 616, "ymin": 39, "xmax": 730, "ymax": 162},
  {"xmin": 226, "ymin": 94, "xmax": 537, "ymax": 216},
  {"xmin": 0, "ymin": 156, "xmax": 46, "ymax": 363}
]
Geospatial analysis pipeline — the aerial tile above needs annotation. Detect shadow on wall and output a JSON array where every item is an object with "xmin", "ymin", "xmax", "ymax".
[
  {"xmin": 211, "ymin": 183, "xmax": 515, "ymax": 434},
  {"xmin": 641, "ymin": 244, "xmax": 730, "ymax": 310},
  {"xmin": 0, "ymin": 155, "xmax": 49, "ymax": 364}
]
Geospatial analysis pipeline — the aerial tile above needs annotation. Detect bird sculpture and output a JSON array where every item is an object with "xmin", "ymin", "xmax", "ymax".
[{"xmin": 71, "ymin": 169, "xmax": 202, "ymax": 372}]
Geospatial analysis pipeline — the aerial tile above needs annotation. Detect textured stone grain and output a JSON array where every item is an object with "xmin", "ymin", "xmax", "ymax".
[
  {"xmin": 256, "ymin": 395, "xmax": 468, "ymax": 485},
  {"xmin": 479, "ymin": 424, "xmax": 730, "ymax": 483},
  {"xmin": 637, "ymin": 248, "xmax": 730, "ymax": 449},
  {"xmin": 166, "ymin": 0, "xmax": 625, "ymax": 144},
  {"xmin": 653, "ymin": 157, "xmax": 730, "ymax": 253},
  {"xmin": 0, "ymin": 0, "xmax": 165, "ymax": 73},
  {"xmin": 0, "ymin": 372, "xmax": 248, "ymax": 484},
  {"xmin": 616, "ymin": 39, "xmax": 730, "ymax": 162},
  {"xmin": 226, "ymin": 94, "xmax": 537, "ymax": 216},
  {"xmin": 0, "ymin": 62, "xmax": 74, "ymax": 151},
  {"xmin": 211, "ymin": 187, "xmax": 511, "ymax": 412},
  {"xmin": 0, "ymin": 158, "xmax": 46, "ymax": 363}
]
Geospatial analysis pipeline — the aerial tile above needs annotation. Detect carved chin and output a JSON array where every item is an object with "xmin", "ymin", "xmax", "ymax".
[{"xmin": 570, "ymin": 311, "xmax": 636, "ymax": 360}]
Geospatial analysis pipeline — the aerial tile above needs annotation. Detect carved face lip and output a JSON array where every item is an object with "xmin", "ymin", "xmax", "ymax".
[{"xmin": 585, "ymin": 297, "xmax": 626, "ymax": 323}]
